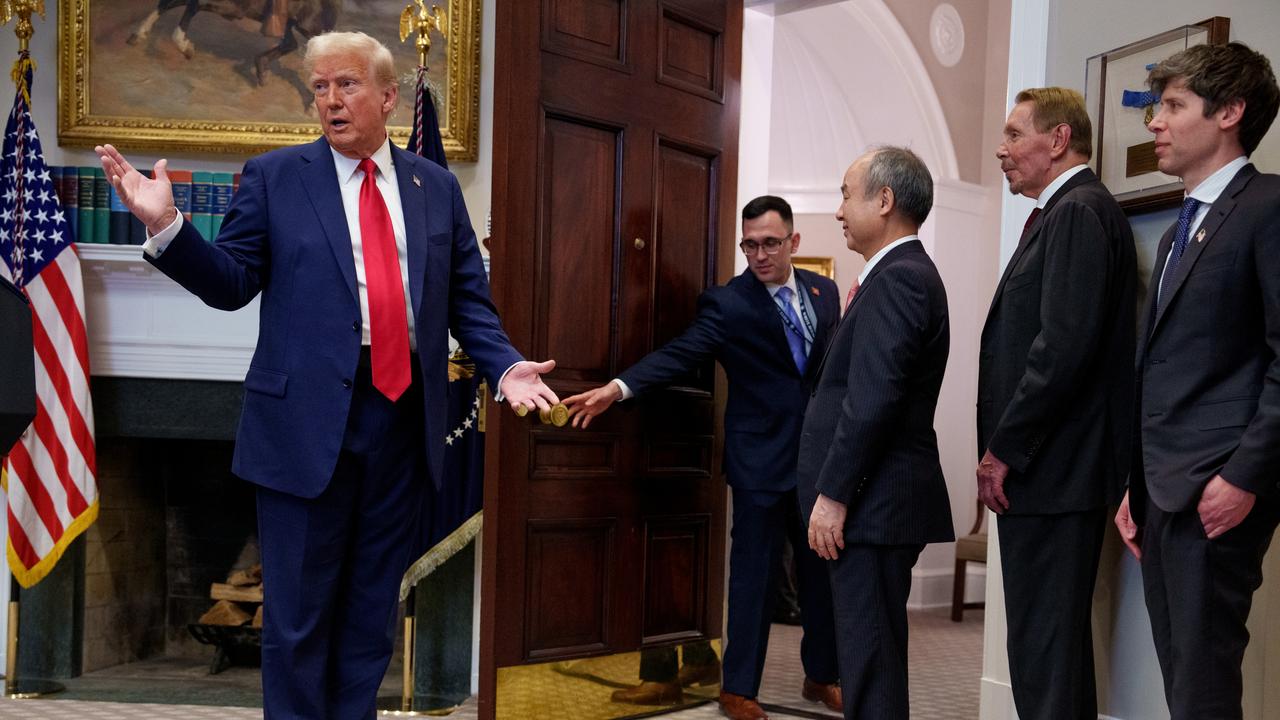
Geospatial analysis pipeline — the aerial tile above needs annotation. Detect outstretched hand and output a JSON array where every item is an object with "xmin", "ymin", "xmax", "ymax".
[
  {"xmin": 499, "ymin": 359, "xmax": 559, "ymax": 414},
  {"xmin": 94, "ymin": 144, "xmax": 178, "ymax": 234},
  {"xmin": 563, "ymin": 383, "xmax": 624, "ymax": 429}
]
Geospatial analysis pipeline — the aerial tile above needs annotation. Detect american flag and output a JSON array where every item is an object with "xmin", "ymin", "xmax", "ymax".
[{"xmin": 0, "ymin": 55, "xmax": 97, "ymax": 588}]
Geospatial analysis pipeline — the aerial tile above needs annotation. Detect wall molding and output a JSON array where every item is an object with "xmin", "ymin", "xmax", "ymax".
[{"xmin": 908, "ymin": 565, "xmax": 986, "ymax": 610}]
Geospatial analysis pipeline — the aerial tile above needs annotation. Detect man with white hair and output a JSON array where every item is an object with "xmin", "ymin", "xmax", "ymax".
[{"xmin": 97, "ymin": 32, "xmax": 557, "ymax": 718}]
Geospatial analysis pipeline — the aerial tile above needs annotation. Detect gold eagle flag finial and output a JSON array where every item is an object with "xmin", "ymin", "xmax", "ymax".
[
  {"xmin": 2, "ymin": 1, "xmax": 46, "ymax": 54},
  {"xmin": 399, "ymin": 0, "xmax": 448, "ymax": 70}
]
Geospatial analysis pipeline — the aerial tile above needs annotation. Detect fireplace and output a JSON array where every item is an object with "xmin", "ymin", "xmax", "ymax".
[{"xmin": 84, "ymin": 377, "xmax": 256, "ymax": 672}]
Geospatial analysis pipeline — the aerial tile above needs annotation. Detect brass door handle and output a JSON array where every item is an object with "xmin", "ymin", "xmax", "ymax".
[
  {"xmin": 514, "ymin": 402, "xmax": 569, "ymax": 427},
  {"xmin": 634, "ymin": 237, "xmax": 646, "ymax": 250}
]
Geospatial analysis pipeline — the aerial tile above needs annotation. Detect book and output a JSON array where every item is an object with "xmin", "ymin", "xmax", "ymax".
[
  {"xmin": 59, "ymin": 166, "xmax": 79, "ymax": 243},
  {"xmin": 210, "ymin": 172, "xmax": 234, "ymax": 238},
  {"xmin": 191, "ymin": 171, "xmax": 213, "ymax": 241},
  {"xmin": 93, "ymin": 167, "xmax": 110, "ymax": 244},
  {"xmin": 128, "ymin": 170, "xmax": 151, "ymax": 245},
  {"xmin": 107, "ymin": 183, "xmax": 132, "ymax": 245},
  {"xmin": 77, "ymin": 167, "xmax": 96, "ymax": 244},
  {"xmin": 168, "ymin": 169, "xmax": 193, "ymax": 224}
]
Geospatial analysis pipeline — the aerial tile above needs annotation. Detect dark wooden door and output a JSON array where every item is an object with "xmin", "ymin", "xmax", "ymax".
[{"xmin": 481, "ymin": 0, "xmax": 741, "ymax": 716}]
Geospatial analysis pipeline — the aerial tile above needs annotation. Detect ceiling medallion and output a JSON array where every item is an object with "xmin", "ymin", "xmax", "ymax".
[{"xmin": 930, "ymin": 3, "xmax": 965, "ymax": 68}]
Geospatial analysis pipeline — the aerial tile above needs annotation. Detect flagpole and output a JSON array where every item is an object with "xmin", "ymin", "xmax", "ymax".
[{"xmin": 1, "ymin": 0, "xmax": 64, "ymax": 700}]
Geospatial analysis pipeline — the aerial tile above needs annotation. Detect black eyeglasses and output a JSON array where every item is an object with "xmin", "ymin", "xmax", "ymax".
[{"xmin": 740, "ymin": 234, "xmax": 792, "ymax": 256}]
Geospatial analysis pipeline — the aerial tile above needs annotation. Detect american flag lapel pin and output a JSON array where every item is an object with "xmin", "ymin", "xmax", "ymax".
[
  {"xmin": 412, "ymin": 175, "xmax": 422, "ymax": 187},
  {"xmin": 810, "ymin": 286, "xmax": 820, "ymax": 296},
  {"xmin": 1195, "ymin": 228, "xmax": 1206, "ymax": 243}
]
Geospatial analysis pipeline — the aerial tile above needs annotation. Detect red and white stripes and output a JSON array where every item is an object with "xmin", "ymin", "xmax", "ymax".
[{"xmin": 3, "ymin": 244, "xmax": 97, "ymax": 586}]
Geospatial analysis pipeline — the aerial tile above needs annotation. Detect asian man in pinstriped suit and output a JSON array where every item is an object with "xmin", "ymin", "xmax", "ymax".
[
  {"xmin": 565, "ymin": 196, "xmax": 842, "ymax": 720},
  {"xmin": 801, "ymin": 146, "xmax": 953, "ymax": 720}
]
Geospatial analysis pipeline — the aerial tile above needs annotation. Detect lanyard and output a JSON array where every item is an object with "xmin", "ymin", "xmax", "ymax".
[{"xmin": 775, "ymin": 289, "xmax": 815, "ymax": 344}]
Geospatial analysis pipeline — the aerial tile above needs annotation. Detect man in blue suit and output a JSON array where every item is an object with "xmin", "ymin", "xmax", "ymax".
[
  {"xmin": 96, "ymin": 32, "xmax": 556, "ymax": 719},
  {"xmin": 565, "ymin": 196, "xmax": 843, "ymax": 720}
]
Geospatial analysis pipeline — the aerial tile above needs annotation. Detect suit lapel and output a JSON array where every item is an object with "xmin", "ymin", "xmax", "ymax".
[
  {"xmin": 985, "ymin": 169, "xmax": 1099, "ymax": 329},
  {"xmin": 392, "ymin": 144, "xmax": 430, "ymax": 321},
  {"xmin": 812, "ymin": 241, "xmax": 921, "ymax": 382},
  {"xmin": 1148, "ymin": 166, "xmax": 1255, "ymax": 337},
  {"xmin": 793, "ymin": 269, "xmax": 827, "ymax": 364},
  {"xmin": 298, "ymin": 138, "xmax": 358, "ymax": 306}
]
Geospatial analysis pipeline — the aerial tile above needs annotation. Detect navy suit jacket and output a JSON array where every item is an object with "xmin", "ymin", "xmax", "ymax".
[
  {"xmin": 1134, "ymin": 164, "xmax": 1280, "ymax": 514},
  {"xmin": 798, "ymin": 242, "xmax": 954, "ymax": 545},
  {"xmin": 147, "ymin": 137, "xmax": 523, "ymax": 498},
  {"xmin": 618, "ymin": 267, "xmax": 840, "ymax": 493}
]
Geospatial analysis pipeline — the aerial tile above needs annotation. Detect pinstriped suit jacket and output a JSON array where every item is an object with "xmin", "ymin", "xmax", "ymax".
[{"xmin": 797, "ymin": 241, "xmax": 954, "ymax": 545}]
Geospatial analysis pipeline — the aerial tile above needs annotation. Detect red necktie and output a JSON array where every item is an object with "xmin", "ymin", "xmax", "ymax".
[
  {"xmin": 1022, "ymin": 207, "xmax": 1041, "ymax": 238},
  {"xmin": 843, "ymin": 280, "xmax": 860, "ymax": 316},
  {"xmin": 358, "ymin": 158, "xmax": 410, "ymax": 402}
]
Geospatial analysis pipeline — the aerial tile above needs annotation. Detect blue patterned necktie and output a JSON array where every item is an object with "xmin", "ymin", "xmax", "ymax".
[
  {"xmin": 1160, "ymin": 196, "xmax": 1202, "ymax": 301},
  {"xmin": 776, "ymin": 286, "xmax": 808, "ymax": 374}
]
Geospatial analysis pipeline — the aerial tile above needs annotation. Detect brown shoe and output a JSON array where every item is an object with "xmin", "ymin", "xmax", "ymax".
[
  {"xmin": 678, "ymin": 660, "xmax": 721, "ymax": 687},
  {"xmin": 611, "ymin": 680, "xmax": 682, "ymax": 705},
  {"xmin": 718, "ymin": 691, "xmax": 769, "ymax": 720},
  {"xmin": 801, "ymin": 677, "xmax": 843, "ymax": 712}
]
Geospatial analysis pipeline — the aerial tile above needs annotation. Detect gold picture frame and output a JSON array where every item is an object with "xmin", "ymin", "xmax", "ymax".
[
  {"xmin": 57, "ymin": 0, "xmax": 481, "ymax": 161},
  {"xmin": 793, "ymin": 256, "xmax": 834, "ymax": 280}
]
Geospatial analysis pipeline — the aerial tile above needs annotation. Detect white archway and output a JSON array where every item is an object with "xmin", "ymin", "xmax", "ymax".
[{"xmin": 765, "ymin": 0, "xmax": 960, "ymax": 214}]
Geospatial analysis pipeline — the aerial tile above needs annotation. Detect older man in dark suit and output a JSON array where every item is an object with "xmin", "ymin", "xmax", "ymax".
[
  {"xmin": 96, "ymin": 31, "xmax": 556, "ymax": 719},
  {"xmin": 801, "ymin": 146, "xmax": 953, "ymax": 720},
  {"xmin": 978, "ymin": 86, "xmax": 1135, "ymax": 720},
  {"xmin": 1115, "ymin": 42, "xmax": 1280, "ymax": 720},
  {"xmin": 566, "ymin": 196, "xmax": 842, "ymax": 720}
]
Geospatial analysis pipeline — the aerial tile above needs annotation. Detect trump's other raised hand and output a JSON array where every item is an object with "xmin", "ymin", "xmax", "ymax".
[
  {"xmin": 563, "ymin": 382, "xmax": 623, "ymax": 429},
  {"xmin": 94, "ymin": 144, "xmax": 178, "ymax": 235}
]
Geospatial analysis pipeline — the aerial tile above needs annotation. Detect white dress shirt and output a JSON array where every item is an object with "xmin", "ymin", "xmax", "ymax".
[
  {"xmin": 859, "ymin": 234, "xmax": 921, "ymax": 286},
  {"xmin": 1036, "ymin": 163, "xmax": 1090, "ymax": 208},
  {"xmin": 1156, "ymin": 155, "xmax": 1248, "ymax": 303}
]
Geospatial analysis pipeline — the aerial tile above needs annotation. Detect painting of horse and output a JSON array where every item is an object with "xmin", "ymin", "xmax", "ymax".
[{"xmin": 58, "ymin": 0, "xmax": 478, "ymax": 159}]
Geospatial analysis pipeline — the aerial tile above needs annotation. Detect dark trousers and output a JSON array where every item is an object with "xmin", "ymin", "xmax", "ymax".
[
  {"xmin": 1141, "ymin": 496, "xmax": 1279, "ymax": 720},
  {"xmin": 638, "ymin": 641, "xmax": 719, "ymax": 682},
  {"xmin": 827, "ymin": 543, "xmax": 922, "ymax": 720},
  {"xmin": 997, "ymin": 509, "xmax": 1106, "ymax": 720},
  {"xmin": 722, "ymin": 487, "xmax": 839, "ymax": 697},
  {"xmin": 257, "ymin": 353, "xmax": 426, "ymax": 720}
]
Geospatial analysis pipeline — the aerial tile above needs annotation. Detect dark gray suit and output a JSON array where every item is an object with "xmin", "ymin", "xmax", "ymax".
[
  {"xmin": 1133, "ymin": 163, "xmax": 1280, "ymax": 720},
  {"xmin": 798, "ymin": 240, "xmax": 953, "ymax": 720},
  {"xmin": 977, "ymin": 167, "xmax": 1135, "ymax": 720}
]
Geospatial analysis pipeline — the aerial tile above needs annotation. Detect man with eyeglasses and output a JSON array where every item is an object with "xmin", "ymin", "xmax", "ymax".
[{"xmin": 565, "ymin": 196, "xmax": 843, "ymax": 720}]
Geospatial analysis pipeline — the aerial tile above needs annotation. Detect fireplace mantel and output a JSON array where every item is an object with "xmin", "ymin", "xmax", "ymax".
[{"xmin": 77, "ymin": 244, "xmax": 258, "ymax": 382}]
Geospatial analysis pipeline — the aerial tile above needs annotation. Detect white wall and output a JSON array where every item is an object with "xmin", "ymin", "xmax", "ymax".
[
  {"xmin": 741, "ymin": 0, "xmax": 1009, "ymax": 610},
  {"xmin": 983, "ymin": 1, "xmax": 1280, "ymax": 718}
]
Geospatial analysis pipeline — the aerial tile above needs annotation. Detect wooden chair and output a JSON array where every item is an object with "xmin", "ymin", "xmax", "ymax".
[{"xmin": 951, "ymin": 499, "xmax": 988, "ymax": 622}]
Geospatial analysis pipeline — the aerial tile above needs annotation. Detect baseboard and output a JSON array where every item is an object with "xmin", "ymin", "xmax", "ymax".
[
  {"xmin": 979, "ymin": 678, "xmax": 1016, "ymax": 720},
  {"xmin": 907, "ymin": 565, "xmax": 986, "ymax": 609}
]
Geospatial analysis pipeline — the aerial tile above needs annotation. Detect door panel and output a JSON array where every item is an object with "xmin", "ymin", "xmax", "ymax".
[
  {"xmin": 484, "ymin": 1, "xmax": 740, "ymax": 716},
  {"xmin": 525, "ymin": 518, "xmax": 614, "ymax": 658},
  {"xmin": 535, "ymin": 115, "xmax": 623, "ymax": 377},
  {"xmin": 543, "ymin": 0, "xmax": 630, "ymax": 69}
]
